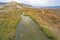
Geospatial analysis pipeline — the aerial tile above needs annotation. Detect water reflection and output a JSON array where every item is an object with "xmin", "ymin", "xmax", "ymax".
[{"xmin": 14, "ymin": 13, "xmax": 50, "ymax": 40}]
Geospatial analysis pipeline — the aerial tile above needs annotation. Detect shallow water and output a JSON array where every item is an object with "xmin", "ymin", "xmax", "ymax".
[{"xmin": 14, "ymin": 13, "xmax": 50, "ymax": 40}]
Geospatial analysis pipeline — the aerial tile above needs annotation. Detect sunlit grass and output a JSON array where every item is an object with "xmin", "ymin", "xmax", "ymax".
[{"xmin": 0, "ymin": 9, "xmax": 22, "ymax": 40}]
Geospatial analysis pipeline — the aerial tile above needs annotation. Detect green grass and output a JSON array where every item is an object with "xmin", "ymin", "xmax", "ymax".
[
  {"xmin": 0, "ymin": 9, "xmax": 22, "ymax": 40},
  {"xmin": 39, "ymin": 24, "xmax": 57, "ymax": 40}
]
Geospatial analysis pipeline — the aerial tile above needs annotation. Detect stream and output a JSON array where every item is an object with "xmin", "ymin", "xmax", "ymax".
[{"xmin": 14, "ymin": 13, "xmax": 50, "ymax": 40}]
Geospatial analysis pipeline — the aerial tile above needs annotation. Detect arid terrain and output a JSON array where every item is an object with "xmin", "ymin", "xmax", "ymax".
[{"xmin": 0, "ymin": 2, "xmax": 60, "ymax": 40}]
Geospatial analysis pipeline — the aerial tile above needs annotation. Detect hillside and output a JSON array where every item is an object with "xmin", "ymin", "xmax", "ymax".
[
  {"xmin": 0, "ymin": 2, "xmax": 22, "ymax": 40},
  {"xmin": 0, "ymin": 1, "xmax": 60, "ymax": 40},
  {"xmin": 24, "ymin": 7, "xmax": 60, "ymax": 40},
  {"xmin": 22, "ymin": 3, "xmax": 60, "ymax": 40}
]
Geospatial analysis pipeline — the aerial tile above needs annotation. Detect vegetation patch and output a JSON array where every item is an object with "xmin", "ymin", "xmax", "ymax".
[
  {"xmin": 0, "ymin": 9, "xmax": 22, "ymax": 40},
  {"xmin": 24, "ymin": 11, "xmax": 58, "ymax": 40},
  {"xmin": 39, "ymin": 24, "xmax": 57, "ymax": 40}
]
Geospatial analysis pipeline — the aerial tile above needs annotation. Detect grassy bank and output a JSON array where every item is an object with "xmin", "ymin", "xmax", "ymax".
[
  {"xmin": 39, "ymin": 24, "xmax": 57, "ymax": 40},
  {"xmin": 24, "ymin": 10, "xmax": 57, "ymax": 40},
  {"xmin": 0, "ymin": 9, "xmax": 22, "ymax": 40}
]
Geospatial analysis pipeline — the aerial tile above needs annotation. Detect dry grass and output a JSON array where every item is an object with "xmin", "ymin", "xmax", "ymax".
[{"xmin": 24, "ymin": 8, "xmax": 60, "ymax": 40}]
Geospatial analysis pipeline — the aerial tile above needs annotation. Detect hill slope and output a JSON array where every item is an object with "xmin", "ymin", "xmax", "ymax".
[
  {"xmin": 0, "ymin": 1, "xmax": 60, "ymax": 40},
  {"xmin": 0, "ymin": 2, "xmax": 22, "ymax": 40}
]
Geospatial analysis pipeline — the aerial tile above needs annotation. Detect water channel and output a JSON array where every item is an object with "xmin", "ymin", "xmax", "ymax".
[{"xmin": 14, "ymin": 13, "xmax": 50, "ymax": 40}]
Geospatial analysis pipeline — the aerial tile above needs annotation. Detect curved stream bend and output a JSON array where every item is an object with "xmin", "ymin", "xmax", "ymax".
[{"xmin": 14, "ymin": 13, "xmax": 50, "ymax": 40}]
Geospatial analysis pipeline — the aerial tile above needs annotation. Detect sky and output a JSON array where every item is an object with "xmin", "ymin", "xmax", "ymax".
[{"xmin": 0, "ymin": 0, "xmax": 60, "ymax": 6}]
